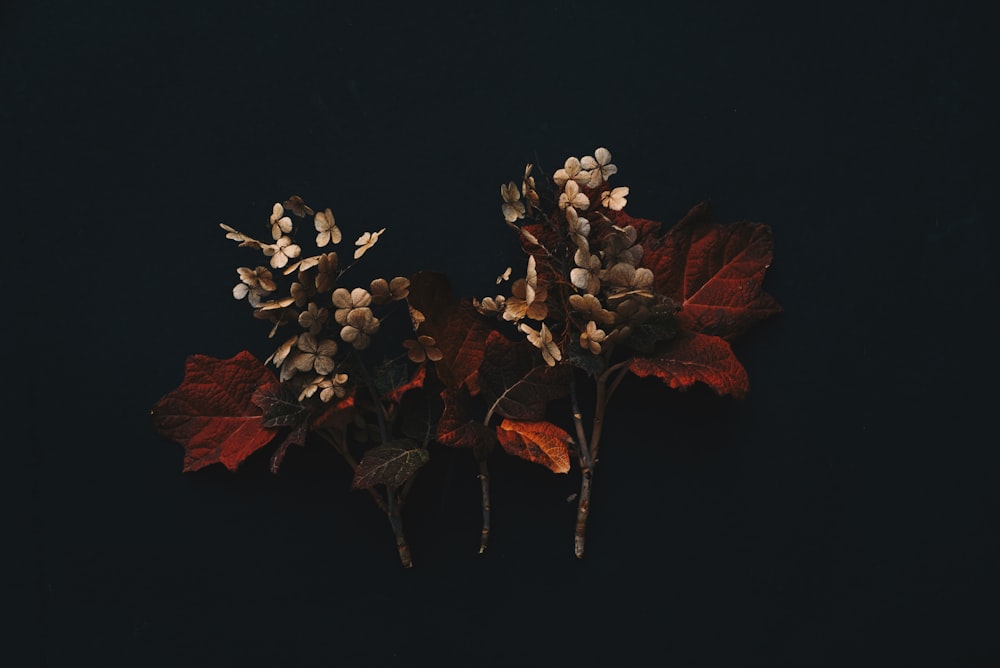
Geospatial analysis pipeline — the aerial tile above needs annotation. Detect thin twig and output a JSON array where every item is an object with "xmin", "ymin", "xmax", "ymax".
[
  {"xmin": 316, "ymin": 429, "xmax": 388, "ymax": 513},
  {"xmin": 477, "ymin": 457, "xmax": 491, "ymax": 554},
  {"xmin": 355, "ymin": 353, "xmax": 413, "ymax": 568}
]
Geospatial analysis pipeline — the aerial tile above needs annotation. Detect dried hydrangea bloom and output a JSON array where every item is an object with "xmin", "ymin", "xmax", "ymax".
[
  {"xmin": 581, "ymin": 148, "xmax": 618, "ymax": 188},
  {"xmin": 220, "ymin": 223, "xmax": 263, "ymax": 250},
  {"xmin": 263, "ymin": 235, "xmax": 302, "ymax": 269},
  {"xmin": 604, "ymin": 263, "xmax": 654, "ymax": 298},
  {"xmin": 233, "ymin": 266, "xmax": 277, "ymax": 303},
  {"xmin": 332, "ymin": 287, "xmax": 372, "ymax": 325},
  {"xmin": 503, "ymin": 278, "xmax": 548, "ymax": 322},
  {"xmin": 474, "ymin": 295, "xmax": 506, "ymax": 316},
  {"xmin": 602, "ymin": 225, "xmax": 643, "ymax": 266},
  {"xmin": 553, "ymin": 157, "xmax": 591, "ymax": 188},
  {"xmin": 267, "ymin": 334, "xmax": 299, "ymax": 367},
  {"xmin": 408, "ymin": 305, "xmax": 426, "ymax": 331},
  {"xmin": 568, "ymin": 293, "xmax": 615, "ymax": 326},
  {"xmin": 269, "ymin": 203, "xmax": 294, "ymax": 240},
  {"xmin": 282, "ymin": 333, "xmax": 338, "ymax": 380},
  {"xmin": 300, "ymin": 372, "xmax": 350, "ymax": 403},
  {"xmin": 314, "ymin": 208, "xmax": 342, "ymax": 247},
  {"xmin": 290, "ymin": 272, "xmax": 318, "ymax": 307},
  {"xmin": 570, "ymin": 248, "xmax": 602, "ymax": 295},
  {"xmin": 558, "ymin": 180, "xmax": 590, "ymax": 211},
  {"xmin": 403, "ymin": 335, "xmax": 443, "ymax": 363},
  {"xmin": 580, "ymin": 320, "xmax": 608, "ymax": 355},
  {"xmin": 283, "ymin": 195, "xmax": 314, "ymax": 218},
  {"xmin": 519, "ymin": 322, "xmax": 561, "ymax": 367},
  {"xmin": 370, "ymin": 276, "xmax": 410, "ymax": 304},
  {"xmin": 566, "ymin": 207, "xmax": 591, "ymax": 251},
  {"xmin": 601, "ymin": 186, "xmax": 629, "ymax": 211},
  {"xmin": 353, "ymin": 228, "xmax": 385, "ymax": 260},
  {"xmin": 522, "ymin": 164, "xmax": 539, "ymax": 209},
  {"xmin": 501, "ymin": 182, "xmax": 526, "ymax": 223},
  {"xmin": 340, "ymin": 307, "xmax": 380, "ymax": 350},
  {"xmin": 496, "ymin": 266, "xmax": 512, "ymax": 284},
  {"xmin": 298, "ymin": 302, "xmax": 329, "ymax": 335}
]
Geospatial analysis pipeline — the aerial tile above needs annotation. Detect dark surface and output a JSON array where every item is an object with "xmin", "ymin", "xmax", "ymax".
[{"xmin": 7, "ymin": 1, "xmax": 996, "ymax": 666}]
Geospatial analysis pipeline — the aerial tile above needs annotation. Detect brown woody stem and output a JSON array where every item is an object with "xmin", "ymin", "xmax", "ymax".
[
  {"xmin": 570, "ymin": 360, "xmax": 630, "ymax": 559},
  {"xmin": 478, "ymin": 457, "xmax": 491, "ymax": 554},
  {"xmin": 356, "ymin": 354, "xmax": 413, "ymax": 569}
]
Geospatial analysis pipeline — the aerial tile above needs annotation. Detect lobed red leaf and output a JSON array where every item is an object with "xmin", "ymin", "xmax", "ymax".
[
  {"xmin": 151, "ymin": 351, "xmax": 278, "ymax": 472},
  {"xmin": 627, "ymin": 329, "xmax": 749, "ymax": 399}
]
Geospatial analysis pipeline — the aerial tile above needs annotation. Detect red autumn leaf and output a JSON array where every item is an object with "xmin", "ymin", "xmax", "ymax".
[
  {"xmin": 383, "ymin": 364, "xmax": 427, "ymax": 405},
  {"xmin": 627, "ymin": 329, "xmax": 750, "ymax": 399},
  {"xmin": 478, "ymin": 330, "xmax": 570, "ymax": 421},
  {"xmin": 495, "ymin": 419, "xmax": 573, "ymax": 474},
  {"xmin": 437, "ymin": 388, "xmax": 497, "ymax": 456},
  {"xmin": 150, "ymin": 351, "xmax": 279, "ymax": 472},
  {"xmin": 621, "ymin": 202, "xmax": 781, "ymax": 340},
  {"xmin": 407, "ymin": 271, "xmax": 493, "ymax": 394},
  {"xmin": 310, "ymin": 393, "xmax": 356, "ymax": 431}
]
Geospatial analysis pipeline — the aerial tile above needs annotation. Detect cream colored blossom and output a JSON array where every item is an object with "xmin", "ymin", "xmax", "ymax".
[
  {"xmin": 601, "ymin": 186, "xmax": 629, "ymax": 211},
  {"xmin": 522, "ymin": 164, "xmax": 539, "ymax": 209},
  {"xmin": 314, "ymin": 208, "xmax": 342, "ymax": 247},
  {"xmin": 570, "ymin": 248, "xmax": 602, "ymax": 295},
  {"xmin": 559, "ymin": 180, "xmax": 590, "ymax": 211},
  {"xmin": 332, "ymin": 287, "xmax": 372, "ymax": 324},
  {"xmin": 566, "ymin": 207, "xmax": 590, "ymax": 251},
  {"xmin": 263, "ymin": 236, "xmax": 301, "ymax": 269},
  {"xmin": 580, "ymin": 320, "xmax": 608, "ymax": 355},
  {"xmin": 353, "ymin": 228, "xmax": 385, "ymax": 260},
  {"xmin": 219, "ymin": 223, "xmax": 263, "ymax": 249},
  {"xmin": 501, "ymin": 182, "xmax": 525, "ymax": 223},
  {"xmin": 553, "ymin": 157, "xmax": 591, "ymax": 188},
  {"xmin": 269, "ymin": 203, "xmax": 294, "ymax": 240},
  {"xmin": 283, "ymin": 333, "xmax": 338, "ymax": 380},
  {"xmin": 298, "ymin": 302, "xmax": 329, "ymax": 335},
  {"xmin": 519, "ymin": 322, "xmax": 561, "ymax": 366},
  {"xmin": 340, "ymin": 307, "xmax": 380, "ymax": 350},
  {"xmin": 370, "ymin": 276, "xmax": 410, "ymax": 304},
  {"xmin": 233, "ymin": 266, "xmax": 277, "ymax": 303},
  {"xmin": 568, "ymin": 293, "xmax": 616, "ymax": 325},
  {"xmin": 503, "ymin": 279, "xmax": 548, "ymax": 322},
  {"xmin": 581, "ymin": 147, "xmax": 618, "ymax": 188}
]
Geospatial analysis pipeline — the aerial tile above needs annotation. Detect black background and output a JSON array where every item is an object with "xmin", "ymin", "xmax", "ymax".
[{"xmin": 8, "ymin": 1, "xmax": 996, "ymax": 665}]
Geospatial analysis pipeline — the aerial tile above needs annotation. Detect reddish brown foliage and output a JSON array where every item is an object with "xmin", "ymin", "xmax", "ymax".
[
  {"xmin": 495, "ymin": 419, "xmax": 573, "ymax": 473},
  {"xmin": 627, "ymin": 329, "xmax": 750, "ymax": 398},
  {"xmin": 150, "ymin": 351, "xmax": 278, "ymax": 472}
]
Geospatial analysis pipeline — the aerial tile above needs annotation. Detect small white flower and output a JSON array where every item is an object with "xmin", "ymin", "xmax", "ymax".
[
  {"xmin": 263, "ymin": 236, "xmax": 302, "ymax": 269},
  {"xmin": 354, "ymin": 228, "xmax": 385, "ymax": 260},
  {"xmin": 501, "ymin": 182, "xmax": 525, "ymax": 223},
  {"xmin": 519, "ymin": 322, "xmax": 562, "ymax": 367},
  {"xmin": 559, "ymin": 180, "xmax": 590, "ymax": 211},
  {"xmin": 601, "ymin": 186, "xmax": 629, "ymax": 211},
  {"xmin": 581, "ymin": 148, "xmax": 618, "ymax": 188},
  {"xmin": 269, "ymin": 203, "xmax": 294, "ymax": 240}
]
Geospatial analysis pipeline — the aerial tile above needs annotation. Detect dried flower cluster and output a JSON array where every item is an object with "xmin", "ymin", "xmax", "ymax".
[
  {"xmin": 152, "ymin": 149, "xmax": 779, "ymax": 568},
  {"xmin": 220, "ymin": 197, "xmax": 412, "ymax": 403},
  {"xmin": 478, "ymin": 148, "xmax": 677, "ymax": 372}
]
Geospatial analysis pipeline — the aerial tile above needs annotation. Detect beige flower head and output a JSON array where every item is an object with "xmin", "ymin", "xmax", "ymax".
[
  {"xmin": 501, "ymin": 182, "xmax": 526, "ymax": 223},
  {"xmin": 559, "ymin": 179, "xmax": 590, "ymax": 211},
  {"xmin": 581, "ymin": 148, "xmax": 618, "ymax": 188},
  {"xmin": 354, "ymin": 228, "xmax": 386, "ymax": 260},
  {"xmin": 403, "ymin": 335, "xmax": 443, "ymax": 363},
  {"xmin": 580, "ymin": 320, "xmax": 608, "ymax": 355},
  {"xmin": 553, "ymin": 157, "xmax": 592, "ymax": 188},
  {"xmin": 269, "ymin": 203, "xmax": 294, "ymax": 240},
  {"xmin": 340, "ymin": 307, "xmax": 380, "ymax": 350},
  {"xmin": 601, "ymin": 186, "xmax": 629, "ymax": 211},
  {"xmin": 332, "ymin": 287, "xmax": 373, "ymax": 324},
  {"xmin": 314, "ymin": 208, "xmax": 342, "ymax": 248},
  {"xmin": 519, "ymin": 322, "xmax": 562, "ymax": 367},
  {"xmin": 370, "ymin": 276, "xmax": 411, "ymax": 304},
  {"xmin": 263, "ymin": 235, "xmax": 302, "ymax": 269}
]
